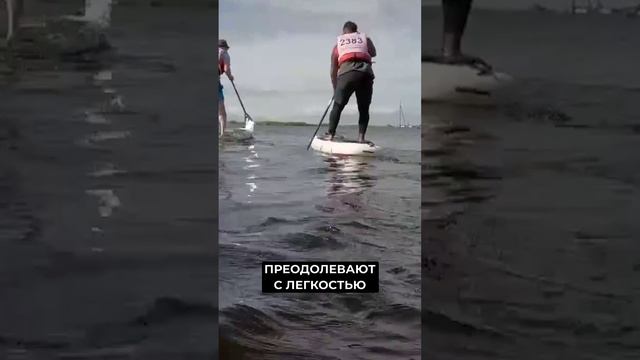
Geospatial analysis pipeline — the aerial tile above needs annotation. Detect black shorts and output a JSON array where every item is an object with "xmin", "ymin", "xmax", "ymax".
[{"xmin": 333, "ymin": 70, "xmax": 373, "ymax": 107}]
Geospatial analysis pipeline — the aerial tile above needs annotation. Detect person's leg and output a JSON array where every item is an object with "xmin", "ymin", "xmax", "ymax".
[
  {"xmin": 327, "ymin": 72, "xmax": 357, "ymax": 140},
  {"xmin": 442, "ymin": 0, "xmax": 472, "ymax": 58},
  {"xmin": 218, "ymin": 83, "xmax": 226, "ymax": 136},
  {"xmin": 354, "ymin": 73, "xmax": 373, "ymax": 143},
  {"xmin": 218, "ymin": 101, "xmax": 227, "ymax": 136}
]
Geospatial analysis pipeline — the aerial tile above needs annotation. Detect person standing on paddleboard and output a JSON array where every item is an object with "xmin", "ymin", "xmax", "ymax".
[
  {"xmin": 326, "ymin": 21, "xmax": 376, "ymax": 144},
  {"xmin": 218, "ymin": 39, "xmax": 234, "ymax": 136},
  {"xmin": 440, "ymin": 0, "xmax": 491, "ymax": 70}
]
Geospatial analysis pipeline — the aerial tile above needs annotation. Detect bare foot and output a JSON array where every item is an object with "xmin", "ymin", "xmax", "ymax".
[
  {"xmin": 358, "ymin": 136, "xmax": 373, "ymax": 145},
  {"xmin": 443, "ymin": 53, "xmax": 493, "ymax": 73}
]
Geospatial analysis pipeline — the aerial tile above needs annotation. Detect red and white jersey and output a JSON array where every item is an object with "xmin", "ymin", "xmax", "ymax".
[{"xmin": 336, "ymin": 32, "xmax": 371, "ymax": 66}]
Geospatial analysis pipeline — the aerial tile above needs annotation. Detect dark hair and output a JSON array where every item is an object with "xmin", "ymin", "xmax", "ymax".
[{"xmin": 343, "ymin": 21, "xmax": 358, "ymax": 32}]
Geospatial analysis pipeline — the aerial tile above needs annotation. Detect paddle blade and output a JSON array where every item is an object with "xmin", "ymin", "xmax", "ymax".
[{"xmin": 244, "ymin": 116, "xmax": 255, "ymax": 132}]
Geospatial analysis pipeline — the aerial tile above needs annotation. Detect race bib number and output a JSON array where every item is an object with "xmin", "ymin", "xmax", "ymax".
[
  {"xmin": 337, "ymin": 32, "xmax": 368, "ymax": 55},
  {"xmin": 338, "ymin": 35, "xmax": 364, "ymax": 47}
]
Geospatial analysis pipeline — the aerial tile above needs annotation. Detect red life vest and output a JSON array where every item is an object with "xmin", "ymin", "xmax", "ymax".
[
  {"xmin": 218, "ymin": 48, "xmax": 226, "ymax": 75},
  {"xmin": 336, "ymin": 32, "xmax": 371, "ymax": 66}
]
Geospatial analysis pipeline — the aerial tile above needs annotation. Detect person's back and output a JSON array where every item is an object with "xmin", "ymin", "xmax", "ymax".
[{"xmin": 333, "ymin": 31, "xmax": 375, "ymax": 79}]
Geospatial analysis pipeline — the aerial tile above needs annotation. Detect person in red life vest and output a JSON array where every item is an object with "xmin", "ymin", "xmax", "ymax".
[
  {"xmin": 218, "ymin": 39, "xmax": 234, "ymax": 136},
  {"xmin": 326, "ymin": 21, "xmax": 377, "ymax": 144}
]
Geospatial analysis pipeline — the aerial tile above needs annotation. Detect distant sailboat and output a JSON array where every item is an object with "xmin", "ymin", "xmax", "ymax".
[
  {"xmin": 396, "ymin": 102, "xmax": 419, "ymax": 129},
  {"xmin": 398, "ymin": 102, "xmax": 407, "ymax": 128}
]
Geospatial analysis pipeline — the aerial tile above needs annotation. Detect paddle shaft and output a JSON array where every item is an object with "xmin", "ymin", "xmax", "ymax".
[
  {"xmin": 306, "ymin": 97, "xmax": 334, "ymax": 150},
  {"xmin": 230, "ymin": 79, "xmax": 250, "ymax": 119}
]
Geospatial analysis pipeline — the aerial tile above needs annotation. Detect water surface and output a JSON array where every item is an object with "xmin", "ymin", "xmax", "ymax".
[
  {"xmin": 423, "ymin": 8, "xmax": 640, "ymax": 360},
  {"xmin": 219, "ymin": 124, "xmax": 421, "ymax": 359},
  {"xmin": 0, "ymin": 7, "xmax": 218, "ymax": 358}
]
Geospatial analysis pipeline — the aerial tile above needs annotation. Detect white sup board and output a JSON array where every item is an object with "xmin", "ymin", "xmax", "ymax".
[
  {"xmin": 422, "ymin": 60, "xmax": 513, "ymax": 104},
  {"xmin": 310, "ymin": 136, "xmax": 379, "ymax": 156},
  {"xmin": 221, "ymin": 118, "xmax": 254, "ymax": 142}
]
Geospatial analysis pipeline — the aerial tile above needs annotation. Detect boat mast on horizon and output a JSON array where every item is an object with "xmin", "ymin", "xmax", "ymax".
[
  {"xmin": 396, "ymin": 101, "xmax": 419, "ymax": 128},
  {"xmin": 398, "ymin": 101, "xmax": 407, "ymax": 128}
]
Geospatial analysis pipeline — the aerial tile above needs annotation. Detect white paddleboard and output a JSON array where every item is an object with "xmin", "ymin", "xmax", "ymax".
[
  {"xmin": 422, "ymin": 60, "xmax": 513, "ymax": 103},
  {"xmin": 221, "ymin": 118, "xmax": 254, "ymax": 141},
  {"xmin": 310, "ymin": 136, "xmax": 379, "ymax": 156}
]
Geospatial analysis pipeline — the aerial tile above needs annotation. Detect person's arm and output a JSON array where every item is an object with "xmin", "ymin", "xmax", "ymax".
[
  {"xmin": 367, "ymin": 37, "xmax": 377, "ymax": 58},
  {"xmin": 330, "ymin": 45, "xmax": 338, "ymax": 90},
  {"xmin": 223, "ymin": 52, "xmax": 234, "ymax": 81}
]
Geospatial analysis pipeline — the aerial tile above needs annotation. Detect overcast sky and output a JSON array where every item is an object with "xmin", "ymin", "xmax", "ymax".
[
  {"xmin": 422, "ymin": 0, "xmax": 639, "ymax": 10},
  {"xmin": 219, "ymin": 0, "xmax": 421, "ymax": 125}
]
